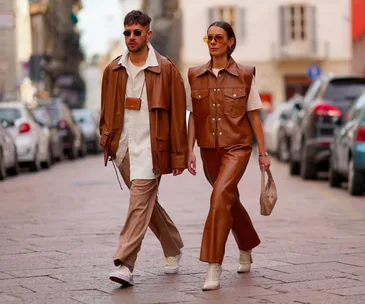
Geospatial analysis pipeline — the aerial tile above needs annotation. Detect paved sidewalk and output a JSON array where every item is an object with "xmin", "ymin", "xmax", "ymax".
[{"xmin": 0, "ymin": 153, "xmax": 365, "ymax": 304}]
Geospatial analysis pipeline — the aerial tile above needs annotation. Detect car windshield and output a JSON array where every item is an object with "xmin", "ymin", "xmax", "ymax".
[
  {"xmin": 0, "ymin": 108, "xmax": 21, "ymax": 122},
  {"xmin": 324, "ymin": 79, "xmax": 365, "ymax": 102}
]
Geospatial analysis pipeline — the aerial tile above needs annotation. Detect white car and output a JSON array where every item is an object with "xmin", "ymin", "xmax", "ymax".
[
  {"xmin": 0, "ymin": 102, "xmax": 51, "ymax": 172},
  {"xmin": 0, "ymin": 120, "xmax": 19, "ymax": 180},
  {"xmin": 263, "ymin": 103, "xmax": 292, "ymax": 155}
]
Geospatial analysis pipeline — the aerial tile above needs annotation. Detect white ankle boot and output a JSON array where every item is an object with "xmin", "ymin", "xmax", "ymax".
[
  {"xmin": 202, "ymin": 263, "xmax": 222, "ymax": 291},
  {"xmin": 237, "ymin": 250, "xmax": 252, "ymax": 273}
]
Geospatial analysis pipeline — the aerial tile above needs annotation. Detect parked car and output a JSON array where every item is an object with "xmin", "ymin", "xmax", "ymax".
[
  {"xmin": 72, "ymin": 108, "xmax": 101, "ymax": 154},
  {"xmin": 263, "ymin": 102, "xmax": 293, "ymax": 157},
  {"xmin": 289, "ymin": 75, "xmax": 365, "ymax": 179},
  {"xmin": 36, "ymin": 98, "xmax": 86, "ymax": 159},
  {"xmin": 277, "ymin": 95, "xmax": 304, "ymax": 162},
  {"xmin": 0, "ymin": 120, "xmax": 19, "ymax": 180},
  {"xmin": 329, "ymin": 93, "xmax": 365, "ymax": 195},
  {"xmin": 30, "ymin": 106, "xmax": 64, "ymax": 162},
  {"xmin": 0, "ymin": 102, "xmax": 51, "ymax": 171}
]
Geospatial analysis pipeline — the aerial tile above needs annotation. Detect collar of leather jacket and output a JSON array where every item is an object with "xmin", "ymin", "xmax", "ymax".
[
  {"xmin": 195, "ymin": 57, "xmax": 240, "ymax": 77},
  {"xmin": 110, "ymin": 49, "xmax": 163, "ymax": 74}
]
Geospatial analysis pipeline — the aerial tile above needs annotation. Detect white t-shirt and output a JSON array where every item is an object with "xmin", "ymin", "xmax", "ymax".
[{"xmin": 186, "ymin": 70, "xmax": 263, "ymax": 112}]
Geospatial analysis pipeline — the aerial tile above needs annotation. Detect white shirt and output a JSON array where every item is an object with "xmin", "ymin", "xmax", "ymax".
[
  {"xmin": 115, "ymin": 43, "xmax": 158, "ymax": 181},
  {"xmin": 186, "ymin": 70, "xmax": 263, "ymax": 112}
]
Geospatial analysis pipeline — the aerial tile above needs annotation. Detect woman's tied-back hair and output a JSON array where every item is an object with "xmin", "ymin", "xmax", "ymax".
[
  {"xmin": 124, "ymin": 10, "xmax": 152, "ymax": 27},
  {"xmin": 208, "ymin": 21, "xmax": 236, "ymax": 58}
]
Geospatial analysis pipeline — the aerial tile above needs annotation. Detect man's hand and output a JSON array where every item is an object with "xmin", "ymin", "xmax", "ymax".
[
  {"xmin": 173, "ymin": 169, "xmax": 184, "ymax": 176},
  {"xmin": 187, "ymin": 151, "xmax": 196, "ymax": 175}
]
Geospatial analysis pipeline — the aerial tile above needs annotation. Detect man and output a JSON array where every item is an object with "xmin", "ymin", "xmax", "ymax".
[{"xmin": 99, "ymin": 10, "xmax": 187, "ymax": 286}]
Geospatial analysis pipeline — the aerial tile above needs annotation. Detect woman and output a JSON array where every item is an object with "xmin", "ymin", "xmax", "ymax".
[{"xmin": 186, "ymin": 21, "xmax": 270, "ymax": 291}]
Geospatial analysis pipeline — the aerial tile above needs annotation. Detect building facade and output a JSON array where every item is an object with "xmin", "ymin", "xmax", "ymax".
[
  {"xmin": 352, "ymin": 0, "xmax": 365, "ymax": 75},
  {"xmin": 181, "ymin": 0, "xmax": 352, "ymax": 107},
  {"xmin": 0, "ymin": 0, "xmax": 33, "ymax": 101},
  {"xmin": 29, "ymin": 0, "xmax": 85, "ymax": 108}
]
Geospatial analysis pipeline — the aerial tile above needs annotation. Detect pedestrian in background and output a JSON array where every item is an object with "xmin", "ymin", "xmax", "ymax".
[
  {"xmin": 99, "ymin": 10, "xmax": 187, "ymax": 287},
  {"xmin": 186, "ymin": 21, "xmax": 271, "ymax": 291}
]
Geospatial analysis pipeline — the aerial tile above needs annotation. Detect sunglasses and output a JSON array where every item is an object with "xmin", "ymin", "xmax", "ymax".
[
  {"xmin": 123, "ymin": 29, "xmax": 143, "ymax": 37},
  {"xmin": 203, "ymin": 35, "xmax": 225, "ymax": 44}
]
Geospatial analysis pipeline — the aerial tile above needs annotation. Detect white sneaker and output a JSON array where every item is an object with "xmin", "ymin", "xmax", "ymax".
[
  {"xmin": 164, "ymin": 252, "xmax": 182, "ymax": 274},
  {"xmin": 237, "ymin": 250, "xmax": 252, "ymax": 273},
  {"xmin": 109, "ymin": 265, "xmax": 134, "ymax": 286},
  {"xmin": 202, "ymin": 263, "xmax": 222, "ymax": 291}
]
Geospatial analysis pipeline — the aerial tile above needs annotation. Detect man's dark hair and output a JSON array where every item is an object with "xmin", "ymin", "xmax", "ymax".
[
  {"xmin": 208, "ymin": 21, "xmax": 236, "ymax": 58},
  {"xmin": 124, "ymin": 10, "xmax": 152, "ymax": 27}
]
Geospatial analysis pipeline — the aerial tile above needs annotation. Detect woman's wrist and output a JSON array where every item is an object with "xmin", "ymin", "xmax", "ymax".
[{"xmin": 258, "ymin": 151, "xmax": 269, "ymax": 157}]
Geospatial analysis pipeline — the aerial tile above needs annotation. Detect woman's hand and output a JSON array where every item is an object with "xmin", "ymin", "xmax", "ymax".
[
  {"xmin": 187, "ymin": 151, "xmax": 197, "ymax": 175},
  {"xmin": 259, "ymin": 155, "xmax": 271, "ymax": 172}
]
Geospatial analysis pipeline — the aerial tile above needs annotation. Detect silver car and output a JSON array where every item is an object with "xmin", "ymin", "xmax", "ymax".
[{"xmin": 0, "ymin": 120, "xmax": 19, "ymax": 180}]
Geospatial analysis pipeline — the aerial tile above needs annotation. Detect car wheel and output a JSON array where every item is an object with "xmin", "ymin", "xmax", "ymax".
[
  {"xmin": 79, "ymin": 140, "xmax": 87, "ymax": 158},
  {"xmin": 289, "ymin": 160, "xmax": 300, "ymax": 176},
  {"xmin": 348, "ymin": 159, "xmax": 365, "ymax": 196},
  {"xmin": 41, "ymin": 148, "xmax": 52, "ymax": 169},
  {"xmin": 68, "ymin": 142, "xmax": 78, "ymax": 160},
  {"xmin": 30, "ymin": 148, "xmax": 41, "ymax": 172},
  {"xmin": 278, "ymin": 136, "xmax": 290, "ymax": 162},
  {"xmin": 0, "ymin": 149, "xmax": 6, "ymax": 181},
  {"xmin": 7, "ymin": 149, "xmax": 20, "ymax": 176},
  {"xmin": 300, "ymin": 146, "xmax": 317, "ymax": 180}
]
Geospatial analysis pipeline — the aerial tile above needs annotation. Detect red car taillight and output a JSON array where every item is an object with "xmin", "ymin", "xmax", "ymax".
[
  {"xmin": 314, "ymin": 102, "xmax": 342, "ymax": 117},
  {"xmin": 19, "ymin": 122, "xmax": 31, "ymax": 134},
  {"xmin": 356, "ymin": 125, "xmax": 365, "ymax": 142},
  {"xmin": 59, "ymin": 120, "xmax": 67, "ymax": 129}
]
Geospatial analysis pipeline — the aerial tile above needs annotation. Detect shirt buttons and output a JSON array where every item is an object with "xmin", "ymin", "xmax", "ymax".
[
  {"xmin": 213, "ymin": 89, "xmax": 216, "ymax": 92},
  {"xmin": 213, "ymin": 104, "xmax": 216, "ymax": 107},
  {"xmin": 219, "ymin": 132, "xmax": 222, "ymax": 135},
  {"xmin": 217, "ymin": 104, "xmax": 221, "ymax": 107},
  {"xmin": 217, "ymin": 89, "xmax": 220, "ymax": 91},
  {"xmin": 212, "ymin": 118, "xmax": 215, "ymax": 121},
  {"xmin": 213, "ymin": 132, "xmax": 215, "ymax": 135},
  {"xmin": 218, "ymin": 118, "xmax": 221, "ymax": 121},
  {"xmin": 233, "ymin": 94, "xmax": 236, "ymax": 97},
  {"xmin": 198, "ymin": 95, "xmax": 201, "ymax": 98}
]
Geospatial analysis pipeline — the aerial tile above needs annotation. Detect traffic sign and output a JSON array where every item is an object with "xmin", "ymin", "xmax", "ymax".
[{"xmin": 307, "ymin": 64, "xmax": 321, "ymax": 80}]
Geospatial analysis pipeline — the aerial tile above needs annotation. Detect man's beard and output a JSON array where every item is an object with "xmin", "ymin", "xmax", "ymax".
[{"xmin": 127, "ymin": 40, "xmax": 147, "ymax": 53}]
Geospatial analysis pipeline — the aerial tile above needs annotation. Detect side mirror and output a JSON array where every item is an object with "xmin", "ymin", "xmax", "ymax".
[
  {"xmin": 332, "ymin": 117, "xmax": 342, "ymax": 127},
  {"xmin": 294, "ymin": 103, "xmax": 302, "ymax": 111}
]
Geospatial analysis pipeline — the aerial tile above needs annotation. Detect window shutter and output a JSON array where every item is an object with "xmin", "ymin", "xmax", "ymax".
[
  {"xmin": 237, "ymin": 7, "xmax": 245, "ymax": 40},
  {"xmin": 279, "ymin": 6, "xmax": 287, "ymax": 46},
  {"xmin": 208, "ymin": 8, "xmax": 215, "ymax": 26},
  {"xmin": 308, "ymin": 5, "xmax": 317, "ymax": 53}
]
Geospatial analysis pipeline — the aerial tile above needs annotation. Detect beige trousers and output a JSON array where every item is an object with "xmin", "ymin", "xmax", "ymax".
[{"xmin": 113, "ymin": 152, "xmax": 184, "ymax": 270}]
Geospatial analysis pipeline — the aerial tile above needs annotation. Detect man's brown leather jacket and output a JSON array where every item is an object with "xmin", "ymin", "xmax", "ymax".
[{"xmin": 99, "ymin": 50, "xmax": 187, "ymax": 174}]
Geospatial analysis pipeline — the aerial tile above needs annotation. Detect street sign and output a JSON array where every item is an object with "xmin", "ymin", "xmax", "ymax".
[{"xmin": 307, "ymin": 64, "xmax": 321, "ymax": 80}]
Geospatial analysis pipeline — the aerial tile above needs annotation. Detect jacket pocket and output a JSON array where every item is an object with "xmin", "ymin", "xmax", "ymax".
[
  {"xmin": 223, "ymin": 88, "xmax": 247, "ymax": 118},
  {"xmin": 100, "ymin": 131, "xmax": 110, "ymax": 147},
  {"xmin": 191, "ymin": 89, "xmax": 209, "ymax": 118},
  {"xmin": 157, "ymin": 137, "xmax": 171, "ymax": 151}
]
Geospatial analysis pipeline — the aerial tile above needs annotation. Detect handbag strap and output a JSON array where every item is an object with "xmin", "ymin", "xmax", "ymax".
[{"xmin": 261, "ymin": 169, "xmax": 273, "ymax": 193}]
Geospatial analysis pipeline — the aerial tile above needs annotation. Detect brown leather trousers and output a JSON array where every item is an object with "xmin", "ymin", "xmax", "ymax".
[{"xmin": 200, "ymin": 145, "xmax": 261, "ymax": 264}]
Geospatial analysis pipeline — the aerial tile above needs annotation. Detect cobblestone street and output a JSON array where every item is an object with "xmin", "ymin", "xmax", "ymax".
[{"xmin": 1, "ymin": 152, "xmax": 365, "ymax": 304}]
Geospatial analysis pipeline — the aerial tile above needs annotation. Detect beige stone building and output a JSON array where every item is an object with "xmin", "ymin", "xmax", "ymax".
[{"xmin": 0, "ymin": 0, "xmax": 32, "ymax": 101}]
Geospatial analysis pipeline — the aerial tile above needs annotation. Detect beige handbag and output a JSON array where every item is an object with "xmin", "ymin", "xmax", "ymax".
[{"xmin": 260, "ymin": 169, "xmax": 277, "ymax": 216}]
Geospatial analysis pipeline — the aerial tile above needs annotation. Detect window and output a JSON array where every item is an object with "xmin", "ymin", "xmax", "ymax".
[
  {"xmin": 208, "ymin": 7, "xmax": 245, "ymax": 40},
  {"xmin": 279, "ymin": 4, "xmax": 316, "ymax": 49}
]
